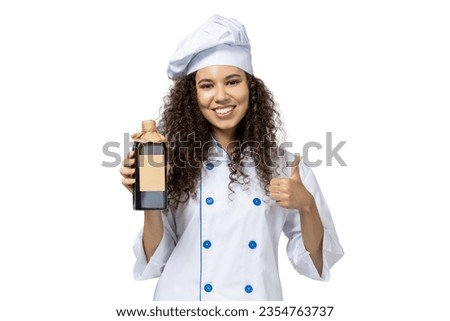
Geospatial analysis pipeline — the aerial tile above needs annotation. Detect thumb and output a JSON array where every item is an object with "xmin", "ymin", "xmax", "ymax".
[{"xmin": 290, "ymin": 156, "xmax": 302, "ymax": 182}]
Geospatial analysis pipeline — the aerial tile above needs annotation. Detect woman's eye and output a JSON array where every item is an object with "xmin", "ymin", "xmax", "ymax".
[
  {"xmin": 227, "ymin": 79, "xmax": 240, "ymax": 86},
  {"xmin": 200, "ymin": 83, "xmax": 213, "ymax": 89}
]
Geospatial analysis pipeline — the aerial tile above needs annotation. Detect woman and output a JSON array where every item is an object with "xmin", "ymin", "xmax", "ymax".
[{"xmin": 120, "ymin": 14, "xmax": 344, "ymax": 301}]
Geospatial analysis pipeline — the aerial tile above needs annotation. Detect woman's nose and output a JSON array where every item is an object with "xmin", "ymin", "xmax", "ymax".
[{"xmin": 214, "ymin": 85, "xmax": 229, "ymax": 103}]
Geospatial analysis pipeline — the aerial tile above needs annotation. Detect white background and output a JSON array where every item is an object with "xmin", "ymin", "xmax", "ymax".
[{"xmin": 1, "ymin": 0, "xmax": 449, "ymax": 320}]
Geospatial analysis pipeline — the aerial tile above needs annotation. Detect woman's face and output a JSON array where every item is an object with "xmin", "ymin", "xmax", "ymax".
[{"xmin": 195, "ymin": 65, "xmax": 249, "ymax": 137}]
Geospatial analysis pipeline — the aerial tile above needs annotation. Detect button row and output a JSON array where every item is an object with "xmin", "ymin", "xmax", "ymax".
[
  {"xmin": 205, "ymin": 197, "xmax": 261, "ymax": 206},
  {"xmin": 205, "ymin": 162, "xmax": 233, "ymax": 169},
  {"xmin": 204, "ymin": 283, "xmax": 253, "ymax": 294},
  {"xmin": 202, "ymin": 240, "xmax": 258, "ymax": 249}
]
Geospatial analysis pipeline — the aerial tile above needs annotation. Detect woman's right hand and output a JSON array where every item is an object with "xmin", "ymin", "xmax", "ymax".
[{"xmin": 120, "ymin": 151, "xmax": 135, "ymax": 193}]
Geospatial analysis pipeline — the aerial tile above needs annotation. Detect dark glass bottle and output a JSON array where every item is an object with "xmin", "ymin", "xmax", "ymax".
[{"xmin": 133, "ymin": 141, "xmax": 167, "ymax": 210}]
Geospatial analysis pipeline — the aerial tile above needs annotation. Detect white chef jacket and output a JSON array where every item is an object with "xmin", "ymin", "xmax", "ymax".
[{"xmin": 133, "ymin": 145, "xmax": 344, "ymax": 301}]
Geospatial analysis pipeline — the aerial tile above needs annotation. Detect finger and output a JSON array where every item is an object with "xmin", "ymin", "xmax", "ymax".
[
  {"xmin": 269, "ymin": 192, "xmax": 291, "ymax": 206},
  {"xmin": 290, "ymin": 156, "xmax": 302, "ymax": 182},
  {"xmin": 269, "ymin": 191, "xmax": 283, "ymax": 202},
  {"xmin": 122, "ymin": 157, "xmax": 135, "ymax": 168},
  {"xmin": 274, "ymin": 200, "xmax": 289, "ymax": 209},
  {"xmin": 270, "ymin": 177, "xmax": 285, "ymax": 186},
  {"xmin": 122, "ymin": 151, "xmax": 135, "ymax": 166},
  {"xmin": 290, "ymin": 155, "xmax": 301, "ymax": 168},
  {"xmin": 121, "ymin": 178, "xmax": 135, "ymax": 192},
  {"xmin": 269, "ymin": 184, "xmax": 288, "ymax": 194},
  {"xmin": 119, "ymin": 166, "xmax": 135, "ymax": 178},
  {"xmin": 270, "ymin": 177, "xmax": 293, "ymax": 190},
  {"xmin": 121, "ymin": 177, "xmax": 135, "ymax": 186}
]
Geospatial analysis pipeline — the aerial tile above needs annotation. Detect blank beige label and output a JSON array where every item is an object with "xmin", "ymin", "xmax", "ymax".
[{"xmin": 139, "ymin": 154, "xmax": 165, "ymax": 191}]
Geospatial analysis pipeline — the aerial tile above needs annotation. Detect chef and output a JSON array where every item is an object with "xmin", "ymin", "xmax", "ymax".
[{"xmin": 121, "ymin": 14, "xmax": 344, "ymax": 301}]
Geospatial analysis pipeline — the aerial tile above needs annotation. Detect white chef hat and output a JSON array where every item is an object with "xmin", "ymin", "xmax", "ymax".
[{"xmin": 167, "ymin": 14, "xmax": 253, "ymax": 80}]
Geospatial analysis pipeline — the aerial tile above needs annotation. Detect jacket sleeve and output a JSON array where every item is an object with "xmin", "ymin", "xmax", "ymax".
[
  {"xmin": 132, "ymin": 210, "xmax": 177, "ymax": 280},
  {"xmin": 283, "ymin": 161, "xmax": 344, "ymax": 281}
]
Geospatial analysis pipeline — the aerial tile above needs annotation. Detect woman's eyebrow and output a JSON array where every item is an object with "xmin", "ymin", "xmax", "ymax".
[
  {"xmin": 197, "ymin": 78, "xmax": 213, "ymax": 84},
  {"xmin": 197, "ymin": 74, "xmax": 242, "ymax": 84},
  {"xmin": 225, "ymin": 74, "xmax": 242, "ymax": 79}
]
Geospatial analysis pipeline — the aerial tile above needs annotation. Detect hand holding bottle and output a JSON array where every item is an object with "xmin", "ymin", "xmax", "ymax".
[{"xmin": 120, "ymin": 151, "xmax": 135, "ymax": 193}]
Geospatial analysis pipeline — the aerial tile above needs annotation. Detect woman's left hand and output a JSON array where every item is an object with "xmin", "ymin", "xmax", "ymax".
[{"xmin": 269, "ymin": 157, "xmax": 315, "ymax": 212}]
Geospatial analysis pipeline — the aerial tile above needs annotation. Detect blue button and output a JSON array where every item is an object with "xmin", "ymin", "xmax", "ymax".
[
  {"xmin": 203, "ymin": 240, "xmax": 211, "ymax": 249},
  {"xmin": 253, "ymin": 198, "xmax": 261, "ymax": 206},
  {"xmin": 248, "ymin": 240, "xmax": 257, "ymax": 249},
  {"xmin": 244, "ymin": 285, "xmax": 253, "ymax": 293},
  {"xmin": 204, "ymin": 284, "xmax": 213, "ymax": 292},
  {"xmin": 206, "ymin": 197, "xmax": 214, "ymax": 205},
  {"xmin": 206, "ymin": 162, "xmax": 214, "ymax": 170}
]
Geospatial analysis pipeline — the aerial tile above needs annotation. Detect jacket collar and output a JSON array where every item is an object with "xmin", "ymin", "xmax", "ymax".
[{"xmin": 206, "ymin": 136, "xmax": 231, "ymax": 162}]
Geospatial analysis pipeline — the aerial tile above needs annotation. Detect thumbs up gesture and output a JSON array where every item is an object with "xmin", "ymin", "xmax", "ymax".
[{"xmin": 269, "ymin": 156, "xmax": 314, "ymax": 211}]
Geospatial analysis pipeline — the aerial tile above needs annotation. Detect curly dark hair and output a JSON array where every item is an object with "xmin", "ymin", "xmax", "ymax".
[{"xmin": 158, "ymin": 72, "xmax": 284, "ymax": 210}]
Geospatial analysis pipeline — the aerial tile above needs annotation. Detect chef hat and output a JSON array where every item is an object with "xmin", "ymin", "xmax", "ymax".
[{"xmin": 167, "ymin": 14, "xmax": 253, "ymax": 80}]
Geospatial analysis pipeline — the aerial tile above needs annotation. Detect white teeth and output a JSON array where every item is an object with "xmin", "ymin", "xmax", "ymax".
[{"xmin": 214, "ymin": 106, "xmax": 234, "ymax": 114}]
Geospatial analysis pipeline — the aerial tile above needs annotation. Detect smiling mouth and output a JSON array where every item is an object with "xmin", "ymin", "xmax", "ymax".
[{"xmin": 213, "ymin": 106, "xmax": 236, "ymax": 115}]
